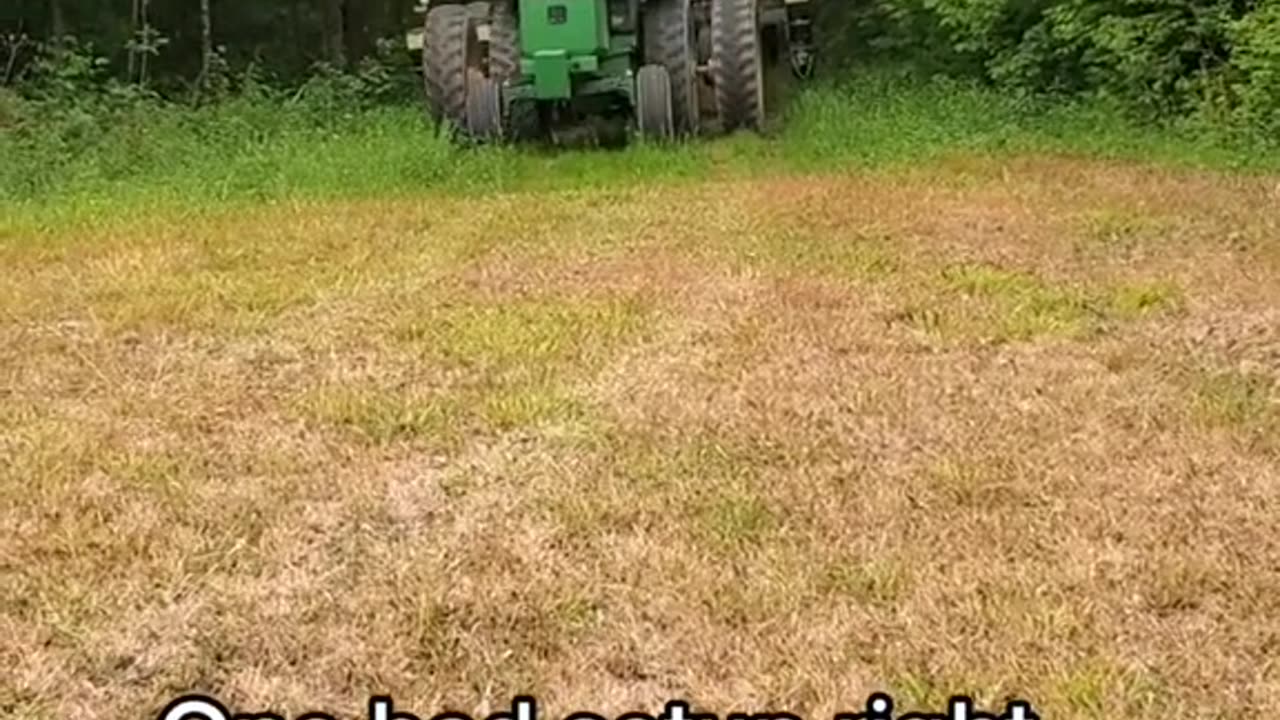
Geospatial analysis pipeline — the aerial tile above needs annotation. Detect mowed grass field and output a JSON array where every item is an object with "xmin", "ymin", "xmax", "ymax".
[{"xmin": 2, "ymin": 150, "xmax": 1280, "ymax": 719}]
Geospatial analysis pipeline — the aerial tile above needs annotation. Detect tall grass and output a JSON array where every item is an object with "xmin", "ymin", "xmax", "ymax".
[{"xmin": 2, "ymin": 71, "xmax": 1276, "ymax": 234}]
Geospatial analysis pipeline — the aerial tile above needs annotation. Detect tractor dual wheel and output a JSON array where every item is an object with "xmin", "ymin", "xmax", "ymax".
[
  {"xmin": 711, "ymin": 0, "xmax": 766, "ymax": 132},
  {"xmin": 644, "ymin": 0, "xmax": 701, "ymax": 136},
  {"xmin": 424, "ymin": 1, "xmax": 521, "ymax": 142},
  {"xmin": 465, "ymin": 71, "xmax": 504, "ymax": 141},
  {"xmin": 488, "ymin": 0, "xmax": 541, "ymax": 141},
  {"xmin": 636, "ymin": 65, "xmax": 675, "ymax": 141},
  {"xmin": 423, "ymin": 3, "xmax": 486, "ymax": 132}
]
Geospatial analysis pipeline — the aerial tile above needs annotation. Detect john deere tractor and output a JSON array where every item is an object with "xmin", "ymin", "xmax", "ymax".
[{"xmin": 415, "ymin": 0, "xmax": 815, "ymax": 143}]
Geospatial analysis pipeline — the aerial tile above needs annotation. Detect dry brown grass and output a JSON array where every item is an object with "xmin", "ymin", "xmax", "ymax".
[{"xmin": 3, "ymin": 156, "xmax": 1280, "ymax": 720}]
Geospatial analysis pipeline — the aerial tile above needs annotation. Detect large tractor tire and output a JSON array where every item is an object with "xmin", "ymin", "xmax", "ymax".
[
  {"xmin": 423, "ymin": 3, "xmax": 485, "ymax": 132},
  {"xmin": 488, "ymin": 0, "xmax": 542, "ymax": 140},
  {"xmin": 645, "ymin": 0, "xmax": 701, "ymax": 136},
  {"xmin": 711, "ymin": 0, "xmax": 765, "ymax": 132},
  {"xmin": 636, "ymin": 65, "xmax": 675, "ymax": 141}
]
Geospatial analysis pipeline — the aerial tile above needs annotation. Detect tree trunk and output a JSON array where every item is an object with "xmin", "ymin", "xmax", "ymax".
[
  {"xmin": 138, "ymin": 0, "xmax": 151, "ymax": 86},
  {"xmin": 344, "ymin": 1, "xmax": 368, "ymax": 66},
  {"xmin": 199, "ymin": 0, "xmax": 213, "ymax": 91},
  {"xmin": 127, "ymin": 0, "xmax": 140, "ymax": 82},
  {"xmin": 50, "ymin": 0, "xmax": 67, "ymax": 38},
  {"xmin": 323, "ymin": 0, "xmax": 347, "ymax": 67},
  {"xmin": 343, "ymin": 0, "xmax": 395, "ymax": 66}
]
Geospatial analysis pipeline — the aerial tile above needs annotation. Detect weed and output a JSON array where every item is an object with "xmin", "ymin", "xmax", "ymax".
[
  {"xmin": 480, "ymin": 384, "xmax": 584, "ymax": 431},
  {"xmin": 699, "ymin": 489, "xmax": 777, "ymax": 549},
  {"xmin": 1194, "ymin": 370, "xmax": 1277, "ymax": 428},
  {"xmin": 925, "ymin": 264, "xmax": 1187, "ymax": 343},
  {"xmin": 423, "ymin": 297, "xmax": 650, "ymax": 372},
  {"xmin": 1076, "ymin": 209, "xmax": 1170, "ymax": 256},
  {"xmin": 820, "ymin": 559, "xmax": 909, "ymax": 607},
  {"xmin": 938, "ymin": 263, "xmax": 1100, "ymax": 341},
  {"xmin": 298, "ymin": 385, "xmax": 464, "ymax": 447},
  {"xmin": 1050, "ymin": 661, "xmax": 1111, "ymax": 718},
  {"xmin": 1109, "ymin": 281, "xmax": 1185, "ymax": 318},
  {"xmin": 741, "ymin": 227, "xmax": 900, "ymax": 282},
  {"xmin": 924, "ymin": 457, "xmax": 1032, "ymax": 509}
]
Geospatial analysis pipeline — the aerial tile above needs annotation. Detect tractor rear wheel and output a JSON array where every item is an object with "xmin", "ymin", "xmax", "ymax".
[
  {"xmin": 636, "ymin": 65, "xmax": 675, "ymax": 141},
  {"xmin": 711, "ymin": 0, "xmax": 765, "ymax": 132},
  {"xmin": 423, "ymin": 3, "xmax": 485, "ymax": 132},
  {"xmin": 645, "ymin": 0, "xmax": 701, "ymax": 136},
  {"xmin": 489, "ymin": 0, "xmax": 542, "ymax": 140}
]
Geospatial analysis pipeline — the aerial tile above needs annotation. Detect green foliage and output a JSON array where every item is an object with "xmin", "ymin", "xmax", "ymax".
[
  {"xmin": 3, "ymin": 0, "xmax": 421, "ymax": 90},
  {"xmin": 22, "ymin": 36, "xmax": 113, "ymax": 102},
  {"xmin": 1229, "ymin": 0, "xmax": 1280, "ymax": 134},
  {"xmin": 0, "ymin": 31, "xmax": 435, "ymax": 204},
  {"xmin": 820, "ymin": 0, "xmax": 1280, "ymax": 127},
  {"xmin": 6, "ymin": 0, "xmax": 1280, "ymax": 134},
  {"xmin": 902, "ymin": 0, "xmax": 1241, "ymax": 112},
  {"xmin": 293, "ymin": 37, "xmax": 422, "ymax": 113}
]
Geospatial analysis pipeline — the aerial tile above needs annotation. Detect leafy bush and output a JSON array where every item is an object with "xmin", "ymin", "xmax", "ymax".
[
  {"xmin": 819, "ymin": 0, "xmax": 1280, "ymax": 130},
  {"xmin": 1229, "ymin": 0, "xmax": 1280, "ymax": 133},
  {"xmin": 20, "ymin": 37, "xmax": 115, "ymax": 104},
  {"xmin": 0, "ymin": 88, "xmax": 26, "ymax": 130},
  {"xmin": 0, "ymin": 36, "xmax": 435, "ymax": 203},
  {"xmin": 920, "ymin": 0, "xmax": 1237, "ymax": 112}
]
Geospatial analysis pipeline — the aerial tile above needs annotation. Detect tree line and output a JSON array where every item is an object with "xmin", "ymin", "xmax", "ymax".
[
  {"xmin": 816, "ymin": 0, "xmax": 1280, "ymax": 129},
  {"xmin": 2, "ymin": 0, "xmax": 421, "ymax": 94},
  {"xmin": 2, "ymin": 0, "xmax": 1278, "ymax": 131}
]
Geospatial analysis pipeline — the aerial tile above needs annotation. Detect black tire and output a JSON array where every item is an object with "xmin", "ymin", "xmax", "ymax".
[
  {"xmin": 636, "ymin": 65, "xmax": 675, "ymax": 141},
  {"xmin": 423, "ymin": 4, "xmax": 483, "ymax": 132},
  {"xmin": 645, "ymin": 0, "xmax": 700, "ymax": 136},
  {"xmin": 489, "ymin": 0, "xmax": 520, "ymax": 82},
  {"xmin": 711, "ymin": 0, "xmax": 765, "ymax": 132},
  {"xmin": 488, "ymin": 1, "xmax": 545, "ymax": 140},
  {"xmin": 466, "ymin": 71, "xmax": 504, "ymax": 142}
]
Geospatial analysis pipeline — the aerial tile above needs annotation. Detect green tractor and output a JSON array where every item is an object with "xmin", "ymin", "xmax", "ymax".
[{"xmin": 414, "ymin": 0, "xmax": 815, "ymax": 144}]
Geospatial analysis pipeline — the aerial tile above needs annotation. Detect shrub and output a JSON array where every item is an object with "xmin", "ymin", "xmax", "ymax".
[
  {"xmin": 819, "ymin": 0, "xmax": 1278, "ymax": 126},
  {"xmin": 1230, "ymin": 0, "xmax": 1280, "ymax": 134}
]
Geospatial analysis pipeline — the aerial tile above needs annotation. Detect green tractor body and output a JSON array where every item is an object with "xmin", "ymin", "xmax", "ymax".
[
  {"xmin": 415, "ymin": 0, "xmax": 814, "ymax": 143},
  {"xmin": 515, "ymin": 0, "xmax": 634, "ymax": 108}
]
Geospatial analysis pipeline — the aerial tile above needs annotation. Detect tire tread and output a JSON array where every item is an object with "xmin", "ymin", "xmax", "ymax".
[
  {"xmin": 711, "ymin": 0, "xmax": 763, "ymax": 132},
  {"xmin": 423, "ymin": 4, "xmax": 473, "ymax": 130}
]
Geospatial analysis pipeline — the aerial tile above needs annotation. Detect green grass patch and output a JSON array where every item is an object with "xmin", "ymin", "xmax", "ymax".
[
  {"xmin": 737, "ymin": 226, "xmax": 901, "ymax": 282},
  {"xmin": 4, "ymin": 72, "xmax": 1277, "ymax": 235},
  {"xmin": 479, "ymin": 383, "xmax": 586, "ymax": 432},
  {"xmin": 900, "ymin": 263, "xmax": 1186, "ymax": 343},
  {"xmin": 606, "ymin": 432, "xmax": 789, "ymax": 552},
  {"xmin": 936, "ymin": 264, "xmax": 1101, "ymax": 341},
  {"xmin": 1193, "ymin": 370, "xmax": 1278, "ymax": 429},
  {"xmin": 1108, "ymin": 281, "xmax": 1185, "ymax": 318},
  {"xmin": 303, "ymin": 293, "xmax": 653, "ymax": 445},
  {"xmin": 397, "ymin": 293, "xmax": 653, "ymax": 375},
  {"xmin": 298, "ymin": 385, "xmax": 466, "ymax": 446},
  {"xmin": 819, "ymin": 558, "xmax": 909, "ymax": 607},
  {"xmin": 1075, "ymin": 208, "xmax": 1175, "ymax": 255},
  {"xmin": 698, "ymin": 488, "xmax": 778, "ymax": 549},
  {"xmin": 925, "ymin": 457, "xmax": 1027, "ymax": 509}
]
